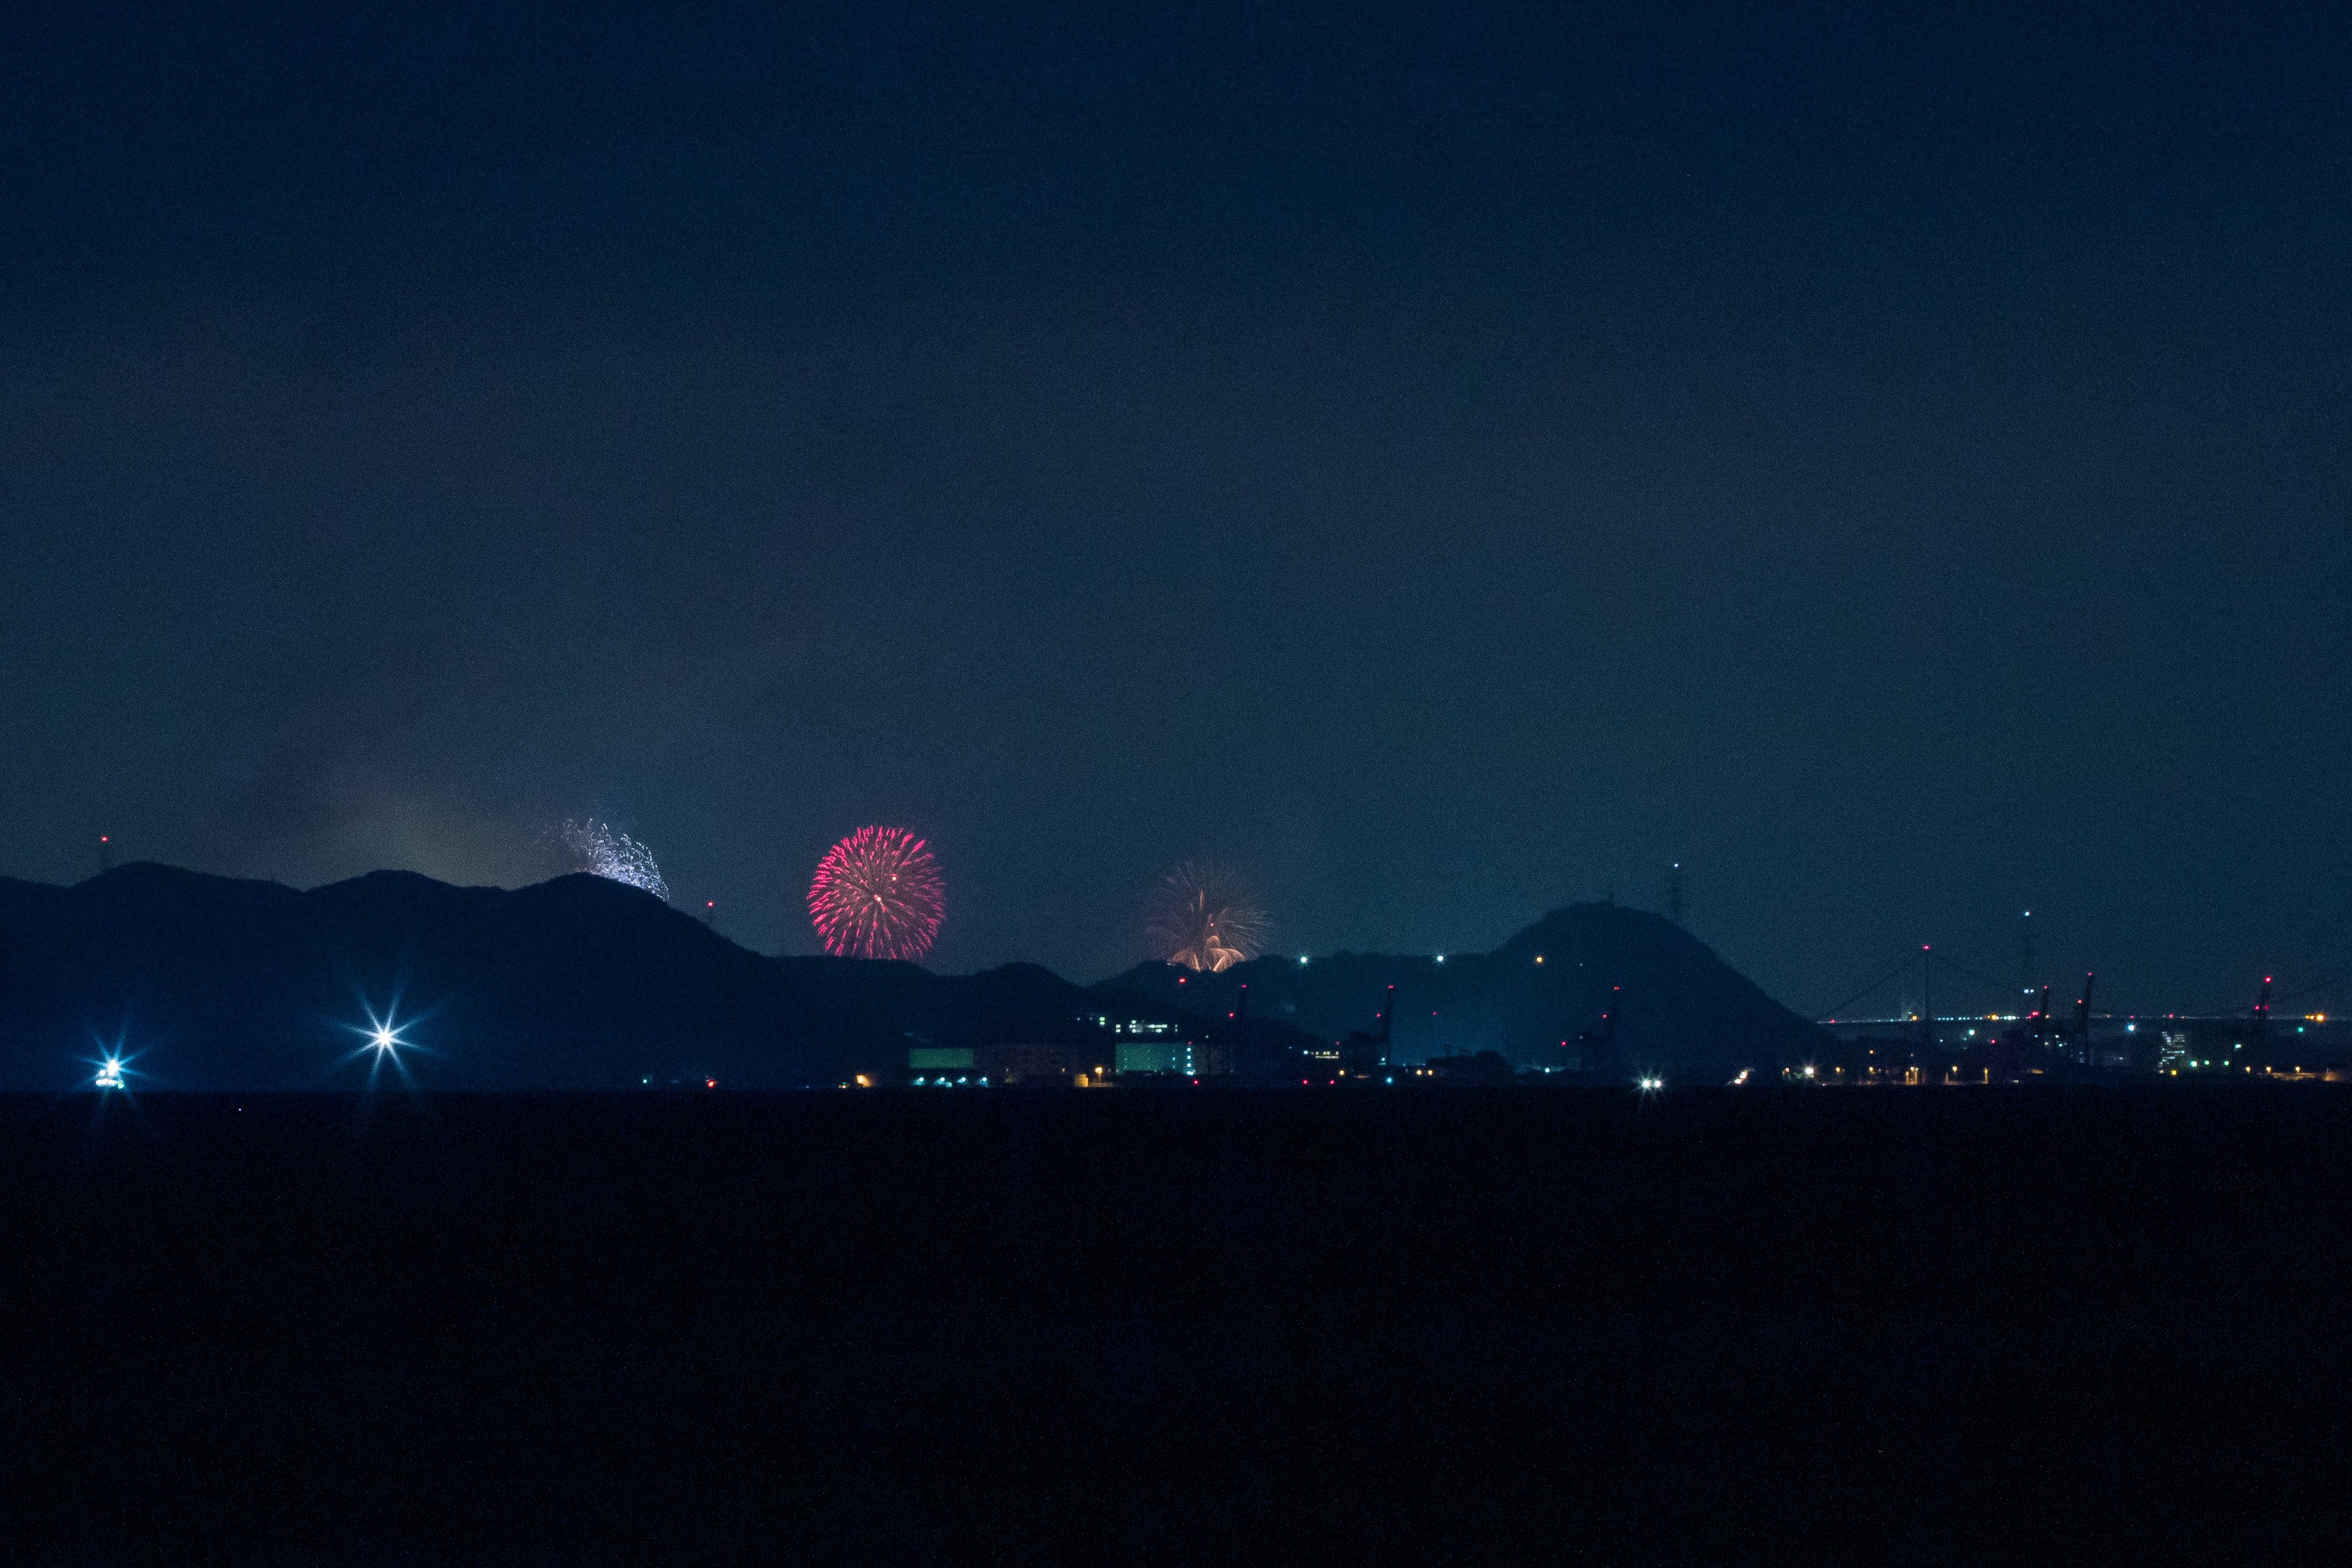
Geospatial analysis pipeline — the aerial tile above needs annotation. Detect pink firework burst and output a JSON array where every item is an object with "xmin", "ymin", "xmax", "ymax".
[{"xmin": 809, "ymin": 826, "xmax": 945, "ymax": 960}]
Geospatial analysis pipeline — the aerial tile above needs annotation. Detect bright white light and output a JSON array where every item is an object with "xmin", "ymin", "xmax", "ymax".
[
  {"xmin": 1638, "ymin": 1076, "xmax": 1664, "ymax": 1091},
  {"xmin": 345, "ymin": 1001, "xmax": 420, "ymax": 1081},
  {"xmin": 94, "ymin": 1059, "xmax": 126, "ymax": 1090}
]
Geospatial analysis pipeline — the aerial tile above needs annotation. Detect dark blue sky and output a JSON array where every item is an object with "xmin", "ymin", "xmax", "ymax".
[{"xmin": 4, "ymin": 2, "xmax": 2348, "ymax": 1012}]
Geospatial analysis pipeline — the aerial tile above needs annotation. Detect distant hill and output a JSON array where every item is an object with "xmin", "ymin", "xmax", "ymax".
[
  {"xmin": 0, "ymin": 870, "xmax": 1819, "ymax": 1090},
  {"xmin": 0, "ymin": 864, "xmax": 1243, "ymax": 1090},
  {"xmin": 1097, "ymin": 903, "xmax": 1830, "ymax": 1084}
]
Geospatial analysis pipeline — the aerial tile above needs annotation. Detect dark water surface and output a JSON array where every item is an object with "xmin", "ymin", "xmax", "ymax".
[{"xmin": 3, "ymin": 1089, "xmax": 2345, "ymax": 1563}]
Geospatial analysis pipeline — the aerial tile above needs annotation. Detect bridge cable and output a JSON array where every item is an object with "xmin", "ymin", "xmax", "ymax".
[
  {"xmin": 1927, "ymin": 952, "xmax": 2025, "ymax": 1003},
  {"xmin": 2271, "ymin": 973, "xmax": 2348, "ymax": 1008},
  {"xmin": 1813, "ymin": 953, "xmax": 1920, "ymax": 1023}
]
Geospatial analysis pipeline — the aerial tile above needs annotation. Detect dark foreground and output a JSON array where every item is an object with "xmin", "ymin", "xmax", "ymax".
[{"xmin": 3, "ymin": 1089, "xmax": 2345, "ymax": 1564}]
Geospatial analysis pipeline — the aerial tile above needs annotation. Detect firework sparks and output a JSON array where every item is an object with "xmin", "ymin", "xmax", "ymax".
[
  {"xmin": 809, "ymin": 826, "xmax": 944, "ymax": 960},
  {"xmin": 557, "ymin": 818, "xmax": 671, "ymax": 902},
  {"xmin": 1150, "ymin": 862, "xmax": 1268, "ymax": 973}
]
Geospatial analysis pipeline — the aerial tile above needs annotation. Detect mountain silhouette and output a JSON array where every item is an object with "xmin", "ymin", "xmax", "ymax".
[
  {"xmin": 1098, "ymin": 903, "xmax": 1829, "ymax": 1084},
  {"xmin": 0, "ymin": 864, "xmax": 1248, "ymax": 1090},
  {"xmin": 2, "ymin": 870, "xmax": 1817, "ymax": 1090}
]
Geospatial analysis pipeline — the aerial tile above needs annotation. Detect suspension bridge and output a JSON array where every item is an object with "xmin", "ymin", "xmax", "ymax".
[{"xmin": 1807, "ymin": 944, "xmax": 2352, "ymax": 1079}]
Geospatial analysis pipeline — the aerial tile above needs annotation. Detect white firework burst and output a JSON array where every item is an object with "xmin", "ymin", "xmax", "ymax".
[
  {"xmin": 557, "ymin": 818, "xmax": 671, "ymax": 902},
  {"xmin": 1149, "ymin": 862, "xmax": 1269, "ymax": 973}
]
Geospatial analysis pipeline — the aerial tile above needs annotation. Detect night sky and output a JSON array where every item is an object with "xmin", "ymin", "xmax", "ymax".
[{"xmin": 4, "ymin": 2, "xmax": 2346, "ymax": 1012}]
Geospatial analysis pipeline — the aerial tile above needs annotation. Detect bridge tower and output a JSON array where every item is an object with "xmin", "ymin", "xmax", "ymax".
[
  {"xmin": 1920, "ymin": 945, "xmax": 1934, "ymax": 1061},
  {"xmin": 2073, "ymin": 972, "xmax": 2096, "ymax": 1066}
]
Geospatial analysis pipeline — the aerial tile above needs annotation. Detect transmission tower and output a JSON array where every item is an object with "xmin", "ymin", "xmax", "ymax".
[{"xmin": 1665, "ymin": 863, "xmax": 1686, "ymax": 926}]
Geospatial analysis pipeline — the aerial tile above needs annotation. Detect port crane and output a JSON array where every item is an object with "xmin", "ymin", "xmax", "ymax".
[
  {"xmin": 1573, "ymin": 986, "xmax": 1621, "ymax": 1074},
  {"xmin": 1336, "ymin": 987, "xmax": 1395, "ymax": 1076}
]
